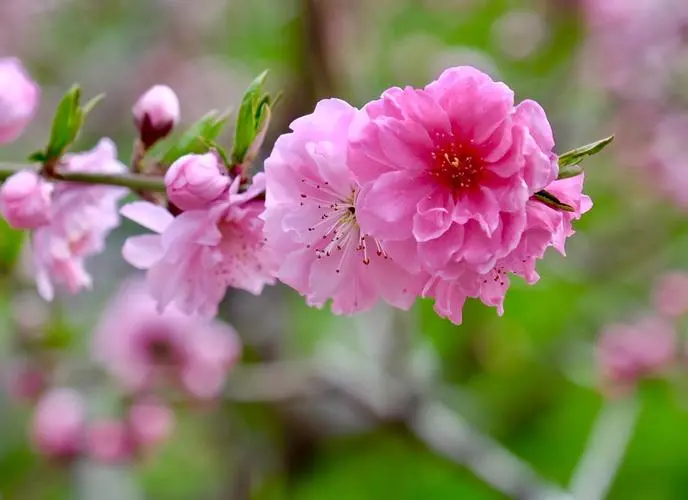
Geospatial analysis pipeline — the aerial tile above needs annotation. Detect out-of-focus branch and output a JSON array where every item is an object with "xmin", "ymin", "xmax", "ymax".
[
  {"xmin": 569, "ymin": 397, "xmax": 640, "ymax": 500},
  {"xmin": 223, "ymin": 360, "xmax": 322, "ymax": 402},
  {"xmin": 318, "ymin": 360, "xmax": 574, "ymax": 500},
  {"xmin": 231, "ymin": 355, "xmax": 573, "ymax": 500},
  {"xmin": 409, "ymin": 398, "xmax": 573, "ymax": 500}
]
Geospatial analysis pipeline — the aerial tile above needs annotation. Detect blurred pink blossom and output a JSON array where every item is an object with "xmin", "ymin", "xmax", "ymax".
[
  {"xmin": 262, "ymin": 98, "xmax": 426, "ymax": 314},
  {"xmin": 121, "ymin": 174, "xmax": 276, "ymax": 317},
  {"xmin": 86, "ymin": 420, "xmax": 133, "ymax": 464},
  {"xmin": 4, "ymin": 359, "xmax": 47, "ymax": 402},
  {"xmin": 164, "ymin": 152, "xmax": 230, "ymax": 211},
  {"xmin": 0, "ymin": 170, "xmax": 52, "ymax": 229},
  {"xmin": 596, "ymin": 316, "xmax": 676, "ymax": 394},
  {"xmin": 653, "ymin": 271, "xmax": 688, "ymax": 318},
  {"xmin": 128, "ymin": 398, "xmax": 174, "ymax": 449},
  {"xmin": 133, "ymin": 84, "xmax": 180, "ymax": 147},
  {"xmin": 30, "ymin": 139, "xmax": 127, "ymax": 301},
  {"xmin": 649, "ymin": 114, "xmax": 688, "ymax": 208},
  {"xmin": 31, "ymin": 387, "xmax": 85, "ymax": 460},
  {"xmin": 0, "ymin": 57, "xmax": 39, "ymax": 144},
  {"xmin": 92, "ymin": 279, "xmax": 240, "ymax": 399}
]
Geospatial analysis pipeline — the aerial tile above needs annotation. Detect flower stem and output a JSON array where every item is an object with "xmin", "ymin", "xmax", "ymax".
[{"xmin": 0, "ymin": 162, "xmax": 166, "ymax": 192}]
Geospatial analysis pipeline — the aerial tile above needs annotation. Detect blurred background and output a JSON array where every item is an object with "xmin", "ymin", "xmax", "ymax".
[{"xmin": 2, "ymin": 0, "xmax": 688, "ymax": 498}]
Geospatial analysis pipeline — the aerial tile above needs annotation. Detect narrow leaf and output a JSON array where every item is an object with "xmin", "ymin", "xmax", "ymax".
[
  {"xmin": 231, "ymin": 71, "xmax": 270, "ymax": 165},
  {"xmin": 533, "ymin": 190, "xmax": 575, "ymax": 212},
  {"xmin": 557, "ymin": 164, "xmax": 584, "ymax": 180},
  {"xmin": 160, "ymin": 110, "xmax": 231, "ymax": 165},
  {"xmin": 46, "ymin": 85, "xmax": 81, "ymax": 159},
  {"xmin": 28, "ymin": 151, "xmax": 47, "ymax": 163},
  {"xmin": 82, "ymin": 93, "xmax": 106, "ymax": 116},
  {"xmin": 559, "ymin": 135, "xmax": 614, "ymax": 168}
]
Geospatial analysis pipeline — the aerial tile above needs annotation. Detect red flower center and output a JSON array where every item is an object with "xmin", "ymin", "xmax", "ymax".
[{"xmin": 429, "ymin": 134, "xmax": 485, "ymax": 193}]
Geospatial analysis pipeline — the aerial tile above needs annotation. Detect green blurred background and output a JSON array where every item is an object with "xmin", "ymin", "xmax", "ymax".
[{"xmin": 2, "ymin": 0, "xmax": 688, "ymax": 499}]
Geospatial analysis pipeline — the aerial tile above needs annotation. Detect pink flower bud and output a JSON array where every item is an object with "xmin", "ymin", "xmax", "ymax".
[
  {"xmin": 86, "ymin": 420, "xmax": 134, "ymax": 464},
  {"xmin": 653, "ymin": 271, "xmax": 688, "ymax": 318},
  {"xmin": 0, "ymin": 170, "xmax": 52, "ymax": 229},
  {"xmin": 164, "ymin": 153, "xmax": 230, "ymax": 211},
  {"xmin": 133, "ymin": 85, "xmax": 180, "ymax": 147},
  {"xmin": 0, "ymin": 58, "xmax": 40, "ymax": 144},
  {"xmin": 128, "ymin": 399, "xmax": 174, "ymax": 449},
  {"xmin": 31, "ymin": 388, "xmax": 85, "ymax": 460}
]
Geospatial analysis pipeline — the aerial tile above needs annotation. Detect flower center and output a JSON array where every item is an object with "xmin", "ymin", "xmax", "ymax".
[
  {"xmin": 301, "ymin": 183, "xmax": 387, "ymax": 272},
  {"xmin": 429, "ymin": 133, "xmax": 485, "ymax": 193}
]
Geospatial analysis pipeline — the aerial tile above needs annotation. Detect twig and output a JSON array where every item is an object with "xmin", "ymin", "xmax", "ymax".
[
  {"xmin": 569, "ymin": 397, "xmax": 640, "ymax": 500},
  {"xmin": 0, "ymin": 163, "xmax": 166, "ymax": 192}
]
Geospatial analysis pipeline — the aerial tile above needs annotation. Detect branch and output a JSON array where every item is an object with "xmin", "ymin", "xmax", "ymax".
[
  {"xmin": 408, "ymin": 398, "xmax": 573, "ymax": 500},
  {"xmin": 0, "ymin": 163, "xmax": 166, "ymax": 192},
  {"xmin": 569, "ymin": 397, "xmax": 640, "ymax": 500},
  {"xmin": 315, "ymin": 354, "xmax": 573, "ymax": 500}
]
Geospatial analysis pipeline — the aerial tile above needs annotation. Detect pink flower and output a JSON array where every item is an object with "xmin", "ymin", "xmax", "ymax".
[
  {"xmin": 30, "ymin": 139, "xmax": 127, "ymax": 300},
  {"xmin": 653, "ymin": 271, "xmax": 688, "ymax": 318},
  {"xmin": 164, "ymin": 152, "xmax": 230, "ymax": 211},
  {"xmin": 133, "ymin": 84, "xmax": 180, "ymax": 147},
  {"xmin": 424, "ymin": 174, "xmax": 591, "ymax": 324},
  {"xmin": 121, "ymin": 174, "xmax": 276, "ymax": 317},
  {"xmin": 92, "ymin": 279, "xmax": 240, "ymax": 399},
  {"xmin": 596, "ymin": 316, "xmax": 676, "ymax": 394},
  {"xmin": 349, "ymin": 66, "xmax": 559, "ymax": 280},
  {"xmin": 0, "ymin": 57, "xmax": 40, "ymax": 144},
  {"xmin": 86, "ymin": 420, "xmax": 133, "ymax": 464},
  {"xmin": 0, "ymin": 170, "xmax": 52, "ymax": 229},
  {"xmin": 262, "ymin": 98, "xmax": 426, "ymax": 314},
  {"xmin": 31, "ymin": 388, "xmax": 85, "ymax": 460},
  {"xmin": 128, "ymin": 398, "xmax": 174, "ymax": 449}
]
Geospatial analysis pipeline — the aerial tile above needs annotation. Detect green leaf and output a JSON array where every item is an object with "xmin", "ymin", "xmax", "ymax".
[
  {"xmin": 82, "ymin": 93, "xmax": 105, "ymax": 117},
  {"xmin": 231, "ymin": 70, "xmax": 270, "ymax": 165},
  {"xmin": 533, "ymin": 190, "xmax": 575, "ymax": 212},
  {"xmin": 27, "ymin": 151, "xmax": 47, "ymax": 163},
  {"xmin": 160, "ymin": 109, "xmax": 231, "ymax": 165},
  {"xmin": 558, "ymin": 135, "xmax": 614, "ymax": 168},
  {"xmin": 45, "ymin": 85, "xmax": 82, "ymax": 160},
  {"xmin": 557, "ymin": 163, "xmax": 584, "ymax": 180},
  {"xmin": 198, "ymin": 138, "xmax": 230, "ymax": 167}
]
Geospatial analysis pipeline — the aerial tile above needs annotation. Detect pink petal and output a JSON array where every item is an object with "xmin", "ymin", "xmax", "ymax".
[
  {"xmin": 120, "ymin": 202, "xmax": 173, "ymax": 234},
  {"xmin": 122, "ymin": 235, "xmax": 163, "ymax": 269}
]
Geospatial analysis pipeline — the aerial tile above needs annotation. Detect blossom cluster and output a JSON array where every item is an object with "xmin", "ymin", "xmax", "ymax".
[
  {"xmin": 0, "ymin": 59, "xmax": 590, "ymax": 326},
  {"xmin": 262, "ymin": 67, "xmax": 590, "ymax": 323}
]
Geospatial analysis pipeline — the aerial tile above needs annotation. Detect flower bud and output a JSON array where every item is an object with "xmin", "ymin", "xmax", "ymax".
[
  {"xmin": 132, "ymin": 85, "xmax": 180, "ymax": 148},
  {"xmin": 31, "ymin": 388, "xmax": 85, "ymax": 460},
  {"xmin": 164, "ymin": 152, "xmax": 230, "ymax": 211},
  {"xmin": 0, "ymin": 58, "xmax": 40, "ymax": 144},
  {"xmin": 128, "ymin": 399, "xmax": 174, "ymax": 449},
  {"xmin": 86, "ymin": 420, "xmax": 134, "ymax": 464},
  {"xmin": 0, "ymin": 170, "xmax": 52, "ymax": 229}
]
